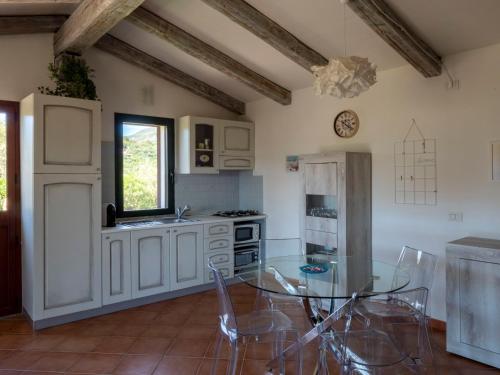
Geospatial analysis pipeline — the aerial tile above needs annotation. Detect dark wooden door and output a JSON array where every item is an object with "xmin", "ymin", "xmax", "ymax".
[{"xmin": 0, "ymin": 101, "xmax": 20, "ymax": 317}]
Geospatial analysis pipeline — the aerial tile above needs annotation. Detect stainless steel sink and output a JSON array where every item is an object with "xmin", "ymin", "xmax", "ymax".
[{"xmin": 120, "ymin": 218, "xmax": 198, "ymax": 227}]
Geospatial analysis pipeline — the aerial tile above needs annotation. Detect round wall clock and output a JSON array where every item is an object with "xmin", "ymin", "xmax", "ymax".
[{"xmin": 333, "ymin": 110, "xmax": 359, "ymax": 138}]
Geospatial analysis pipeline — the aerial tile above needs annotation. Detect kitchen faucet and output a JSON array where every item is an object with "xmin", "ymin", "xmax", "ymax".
[{"xmin": 175, "ymin": 205, "xmax": 191, "ymax": 220}]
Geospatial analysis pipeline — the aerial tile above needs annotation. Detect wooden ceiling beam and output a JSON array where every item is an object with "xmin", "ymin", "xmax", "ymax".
[
  {"xmin": 346, "ymin": 0, "xmax": 442, "ymax": 77},
  {"xmin": 95, "ymin": 34, "xmax": 245, "ymax": 115},
  {"xmin": 0, "ymin": 15, "xmax": 66, "ymax": 34},
  {"xmin": 127, "ymin": 7, "xmax": 291, "ymax": 105},
  {"xmin": 54, "ymin": 0, "xmax": 145, "ymax": 56},
  {"xmin": 201, "ymin": 0, "xmax": 328, "ymax": 71},
  {"xmin": 0, "ymin": 0, "xmax": 78, "ymax": 3}
]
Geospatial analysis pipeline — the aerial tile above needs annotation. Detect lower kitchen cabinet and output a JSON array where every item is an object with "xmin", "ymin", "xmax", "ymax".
[
  {"xmin": 102, "ymin": 232, "xmax": 131, "ymax": 305},
  {"xmin": 131, "ymin": 228, "xmax": 171, "ymax": 298},
  {"xmin": 170, "ymin": 225, "xmax": 204, "ymax": 290}
]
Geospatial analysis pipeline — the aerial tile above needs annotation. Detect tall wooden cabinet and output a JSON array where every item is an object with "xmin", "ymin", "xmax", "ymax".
[
  {"xmin": 21, "ymin": 93, "xmax": 102, "ymax": 322},
  {"xmin": 177, "ymin": 116, "xmax": 254, "ymax": 173},
  {"xmin": 299, "ymin": 152, "xmax": 372, "ymax": 258}
]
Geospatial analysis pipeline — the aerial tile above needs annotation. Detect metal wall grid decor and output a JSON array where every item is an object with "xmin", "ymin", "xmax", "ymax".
[{"xmin": 394, "ymin": 119, "xmax": 437, "ymax": 205}]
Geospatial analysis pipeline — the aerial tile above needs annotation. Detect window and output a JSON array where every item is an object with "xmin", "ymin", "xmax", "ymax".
[{"xmin": 115, "ymin": 113, "xmax": 175, "ymax": 217}]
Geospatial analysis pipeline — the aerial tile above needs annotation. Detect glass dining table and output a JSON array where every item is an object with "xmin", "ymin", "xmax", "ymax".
[{"xmin": 237, "ymin": 254, "xmax": 410, "ymax": 371}]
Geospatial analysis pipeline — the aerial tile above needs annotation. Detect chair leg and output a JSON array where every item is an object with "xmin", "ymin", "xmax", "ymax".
[
  {"xmin": 211, "ymin": 334, "xmax": 223, "ymax": 375},
  {"xmin": 277, "ymin": 331, "xmax": 285, "ymax": 374},
  {"xmin": 294, "ymin": 331, "xmax": 303, "ymax": 375},
  {"xmin": 227, "ymin": 340, "xmax": 240, "ymax": 375}
]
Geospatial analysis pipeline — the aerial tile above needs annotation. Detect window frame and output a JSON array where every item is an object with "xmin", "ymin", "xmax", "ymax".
[{"xmin": 114, "ymin": 113, "xmax": 175, "ymax": 218}]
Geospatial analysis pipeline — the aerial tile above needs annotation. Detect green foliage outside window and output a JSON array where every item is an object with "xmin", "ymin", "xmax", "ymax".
[{"xmin": 123, "ymin": 126, "xmax": 159, "ymax": 211}]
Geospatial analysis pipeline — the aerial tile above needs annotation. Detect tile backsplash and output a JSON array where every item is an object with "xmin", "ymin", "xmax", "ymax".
[{"xmin": 102, "ymin": 142, "xmax": 263, "ymax": 214}]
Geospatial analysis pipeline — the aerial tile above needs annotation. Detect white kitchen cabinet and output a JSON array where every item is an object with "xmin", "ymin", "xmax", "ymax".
[
  {"xmin": 178, "ymin": 116, "xmax": 255, "ymax": 173},
  {"xmin": 131, "ymin": 228, "xmax": 170, "ymax": 298},
  {"xmin": 170, "ymin": 225, "xmax": 204, "ymax": 290},
  {"xmin": 21, "ymin": 93, "xmax": 101, "ymax": 174},
  {"xmin": 219, "ymin": 120, "xmax": 254, "ymax": 157},
  {"xmin": 178, "ymin": 116, "xmax": 220, "ymax": 174},
  {"xmin": 30, "ymin": 174, "xmax": 102, "ymax": 319},
  {"xmin": 102, "ymin": 232, "xmax": 131, "ymax": 305}
]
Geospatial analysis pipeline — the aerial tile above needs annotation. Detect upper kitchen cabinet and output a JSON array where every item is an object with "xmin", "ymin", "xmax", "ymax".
[
  {"xmin": 20, "ymin": 93, "xmax": 101, "ymax": 174},
  {"xmin": 177, "ymin": 116, "xmax": 254, "ymax": 174},
  {"xmin": 219, "ymin": 120, "xmax": 254, "ymax": 170},
  {"xmin": 178, "ymin": 116, "xmax": 220, "ymax": 174}
]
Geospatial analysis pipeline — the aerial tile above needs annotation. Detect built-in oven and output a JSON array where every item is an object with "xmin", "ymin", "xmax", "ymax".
[
  {"xmin": 234, "ymin": 222, "xmax": 260, "ymax": 274},
  {"xmin": 234, "ymin": 244, "xmax": 259, "ymax": 274},
  {"xmin": 234, "ymin": 223, "xmax": 260, "ymax": 245}
]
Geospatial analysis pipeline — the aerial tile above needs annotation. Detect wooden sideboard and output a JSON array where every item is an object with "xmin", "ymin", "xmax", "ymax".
[{"xmin": 446, "ymin": 237, "xmax": 500, "ymax": 368}]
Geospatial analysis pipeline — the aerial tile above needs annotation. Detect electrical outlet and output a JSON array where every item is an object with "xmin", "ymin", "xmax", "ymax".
[{"xmin": 448, "ymin": 212, "xmax": 463, "ymax": 222}]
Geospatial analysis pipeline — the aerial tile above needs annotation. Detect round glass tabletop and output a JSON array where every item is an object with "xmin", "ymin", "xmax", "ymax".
[{"xmin": 238, "ymin": 254, "xmax": 410, "ymax": 299}]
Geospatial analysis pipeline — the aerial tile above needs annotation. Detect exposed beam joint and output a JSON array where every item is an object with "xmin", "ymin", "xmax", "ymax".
[
  {"xmin": 0, "ymin": 15, "xmax": 66, "ymax": 34},
  {"xmin": 127, "ymin": 6, "xmax": 291, "ymax": 105},
  {"xmin": 54, "ymin": 0, "xmax": 145, "ymax": 56},
  {"xmin": 95, "ymin": 34, "xmax": 245, "ymax": 114},
  {"xmin": 201, "ymin": 0, "xmax": 328, "ymax": 71},
  {"xmin": 347, "ymin": 0, "xmax": 441, "ymax": 77}
]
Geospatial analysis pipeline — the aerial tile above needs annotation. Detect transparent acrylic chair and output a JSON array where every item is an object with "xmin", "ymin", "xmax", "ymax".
[
  {"xmin": 257, "ymin": 238, "xmax": 305, "ymax": 310},
  {"xmin": 318, "ymin": 291, "xmax": 426, "ymax": 375},
  {"xmin": 208, "ymin": 261, "xmax": 303, "ymax": 375},
  {"xmin": 355, "ymin": 246, "xmax": 438, "ymax": 364}
]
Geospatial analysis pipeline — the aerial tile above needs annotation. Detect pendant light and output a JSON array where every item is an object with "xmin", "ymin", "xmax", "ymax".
[{"xmin": 312, "ymin": 0, "xmax": 377, "ymax": 98}]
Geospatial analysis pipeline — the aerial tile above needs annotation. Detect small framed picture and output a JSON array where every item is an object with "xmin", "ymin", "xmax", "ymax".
[{"xmin": 286, "ymin": 155, "xmax": 299, "ymax": 172}]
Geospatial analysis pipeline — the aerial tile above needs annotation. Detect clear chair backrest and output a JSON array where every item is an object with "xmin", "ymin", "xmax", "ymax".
[
  {"xmin": 264, "ymin": 238, "xmax": 303, "ymax": 258},
  {"xmin": 393, "ymin": 246, "xmax": 437, "ymax": 313},
  {"xmin": 208, "ymin": 261, "xmax": 238, "ymax": 340}
]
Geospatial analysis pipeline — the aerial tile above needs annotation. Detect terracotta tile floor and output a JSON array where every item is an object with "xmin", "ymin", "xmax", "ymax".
[{"xmin": 0, "ymin": 283, "xmax": 497, "ymax": 375}]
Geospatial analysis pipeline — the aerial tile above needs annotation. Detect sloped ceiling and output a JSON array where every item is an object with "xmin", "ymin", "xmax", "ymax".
[{"xmin": 3, "ymin": 0, "xmax": 500, "ymax": 103}]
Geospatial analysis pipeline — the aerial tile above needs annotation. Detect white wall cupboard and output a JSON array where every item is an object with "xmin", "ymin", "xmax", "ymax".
[
  {"xmin": 170, "ymin": 225, "xmax": 204, "ymax": 290},
  {"xmin": 131, "ymin": 228, "xmax": 171, "ymax": 298},
  {"xmin": 178, "ymin": 116, "xmax": 220, "ymax": 174},
  {"xmin": 102, "ymin": 231, "xmax": 132, "ymax": 305},
  {"xmin": 21, "ymin": 93, "xmax": 101, "ymax": 174},
  {"xmin": 177, "ymin": 116, "xmax": 254, "ymax": 173}
]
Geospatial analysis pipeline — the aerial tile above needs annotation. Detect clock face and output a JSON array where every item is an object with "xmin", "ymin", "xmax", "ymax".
[{"xmin": 334, "ymin": 110, "xmax": 359, "ymax": 138}]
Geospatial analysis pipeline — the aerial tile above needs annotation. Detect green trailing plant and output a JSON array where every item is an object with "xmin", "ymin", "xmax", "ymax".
[{"xmin": 38, "ymin": 55, "xmax": 99, "ymax": 100}]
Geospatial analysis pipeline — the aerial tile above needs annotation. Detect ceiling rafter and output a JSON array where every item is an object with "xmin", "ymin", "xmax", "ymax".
[
  {"xmin": 95, "ymin": 34, "xmax": 245, "ymax": 114},
  {"xmin": 127, "ymin": 6, "xmax": 291, "ymax": 105},
  {"xmin": 201, "ymin": 0, "xmax": 328, "ymax": 71},
  {"xmin": 0, "ymin": 14, "xmax": 66, "ymax": 34},
  {"xmin": 53, "ymin": 0, "xmax": 144, "ymax": 56},
  {"xmin": 346, "ymin": 0, "xmax": 442, "ymax": 77}
]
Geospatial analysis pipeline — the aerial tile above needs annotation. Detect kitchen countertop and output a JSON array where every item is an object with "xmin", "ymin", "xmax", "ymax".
[{"xmin": 102, "ymin": 214, "xmax": 266, "ymax": 234}]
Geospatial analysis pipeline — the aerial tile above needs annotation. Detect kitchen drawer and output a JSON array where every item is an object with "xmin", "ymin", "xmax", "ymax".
[
  {"xmin": 204, "ymin": 235, "xmax": 233, "ymax": 252},
  {"xmin": 219, "ymin": 156, "xmax": 254, "ymax": 170},
  {"xmin": 204, "ymin": 222, "xmax": 233, "ymax": 237},
  {"xmin": 306, "ymin": 216, "xmax": 337, "ymax": 233},
  {"xmin": 205, "ymin": 251, "xmax": 233, "ymax": 266},
  {"xmin": 205, "ymin": 262, "xmax": 233, "ymax": 282}
]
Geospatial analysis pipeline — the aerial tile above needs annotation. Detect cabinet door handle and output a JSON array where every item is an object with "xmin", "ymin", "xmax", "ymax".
[
  {"xmin": 105, "ymin": 236, "xmax": 110, "ymax": 240},
  {"xmin": 173, "ymin": 230, "xmax": 177, "ymax": 233},
  {"xmin": 166, "ymin": 230, "xmax": 170, "ymax": 234}
]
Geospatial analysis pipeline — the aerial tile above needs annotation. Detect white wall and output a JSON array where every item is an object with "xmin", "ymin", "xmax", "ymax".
[
  {"xmin": 246, "ymin": 42, "xmax": 500, "ymax": 321},
  {"xmin": 0, "ymin": 34, "xmax": 237, "ymax": 142}
]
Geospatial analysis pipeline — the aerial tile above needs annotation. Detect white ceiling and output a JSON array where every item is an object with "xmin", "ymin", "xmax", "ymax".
[{"xmin": 3, "ymin": 0, "xmax": 500, "ymax": 103}]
